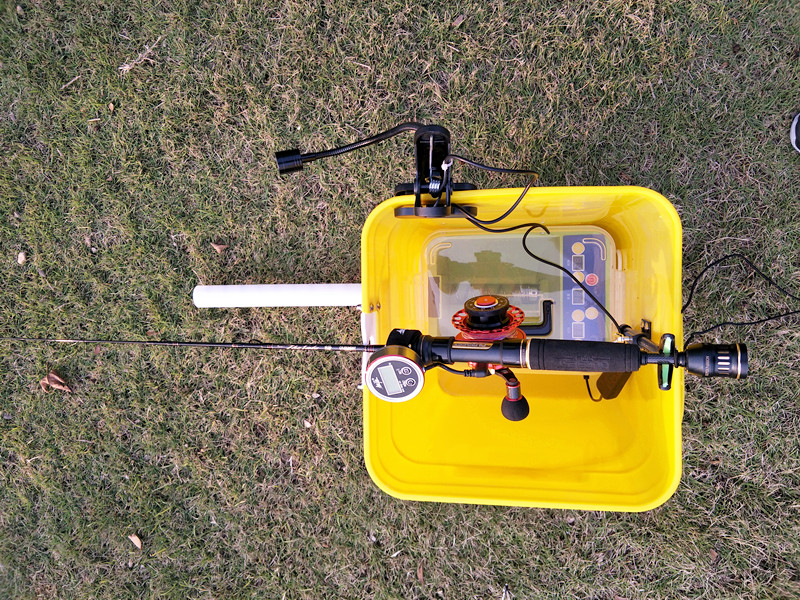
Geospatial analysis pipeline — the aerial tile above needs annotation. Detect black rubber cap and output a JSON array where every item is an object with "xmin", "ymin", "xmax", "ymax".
[
  {"xmin": 501, "ymin": 396, "xmax": 530, "ymax": 422},
  {"xmin": 275, "ymin": 149, "xmax": 304, "ymax": 175}
]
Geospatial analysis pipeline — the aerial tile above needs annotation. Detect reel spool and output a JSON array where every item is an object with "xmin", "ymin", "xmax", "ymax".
[{"xmin": 451, "ymin": 295, "xmax": 526, "ymax": 341}]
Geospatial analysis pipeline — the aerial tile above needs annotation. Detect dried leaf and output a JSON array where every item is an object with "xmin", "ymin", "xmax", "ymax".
[
  {"xmin": 453, "ymin": 14, "xmax": 466, "ymax": 27},
  {"xmin": 17, "ymin": 251, "xmax": 26, "ymax": 265},
  {"xmin": 39, "ymin": 371, "xmax": 72, "ymax": 393},
  {"xmin": 210, "ymin": 243, "xmax": 228, "ymax": 254},
  {"xmin": 128, "ymin": 534, "xmax": 142, "ymax": 550},
  {"xmin": 303, "ymin": 419, "xmax": 312, "ymax": 429},
  {"xmin": 417, "ymin": 564, "xmax": 424, "ymax": 584},
  {"xmin": 709, "ymin": 549, "xmax": 719, "ymax": 562},
  {"xmin": 108, "ymin": 102, "xmax": 114, "ymax": 113}
]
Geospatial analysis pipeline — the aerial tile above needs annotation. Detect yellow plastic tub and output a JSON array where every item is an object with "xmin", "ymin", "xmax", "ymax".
[{"xmin": 360, "ymin": 186, "xmax": 683, "ymax": 512}]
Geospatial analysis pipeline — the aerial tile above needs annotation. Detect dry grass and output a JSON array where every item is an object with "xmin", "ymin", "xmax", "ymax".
[{"xmin": 1, "ymin": 0, "xmax": 800, "ymax": 598}]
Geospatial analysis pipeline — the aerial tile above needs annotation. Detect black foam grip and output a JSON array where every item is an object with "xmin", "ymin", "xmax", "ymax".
[{"xmin": 526, "ymin": 339, "xmax": 641, "ymax": 373}]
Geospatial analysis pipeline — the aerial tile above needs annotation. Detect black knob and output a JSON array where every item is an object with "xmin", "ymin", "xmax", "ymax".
[
  {"xmin": 463, "ymin": 295, "xmax": 511, "ymax": 330},
  {"xmin": 501, "ymin": 396, "xmax": 530, "ymax": 421}
]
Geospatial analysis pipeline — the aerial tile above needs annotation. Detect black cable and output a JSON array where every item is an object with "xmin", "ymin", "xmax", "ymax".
[
  {"xmin": 451, "ymin": 205, "xmax": 550, "ymax": 235},
  {"xmin": 683, "ymin": 252, "xmax": 800, "ymax": 313},
  {"xmin": 683, "ymin": 253, "xmax": 800, "ymax": 344},
  {"xmin": 583, "ymin": 375, "xmax": 603, "ymax": 402},
  {"xmin": 443, "ymin": 154, "xmax": 538, "ymax": 224},
  {"xmin": 447, "ymin": 156, "xmax": 622, "ymax": 334},
  {"xmin": 446, "ymin": 154, "xmax": 539, "ymax": 176},
  {"xmin": 457, "ymin": 178, "xmax": 537, "ymax": 226},
  {"xmin": 425, "ymin": 362, "xmax": 468, "ymax": 375},
  {"xmin": 684, "ymin": 311, "xmax": 800, "ymax": 347},
  {"xmin": 303, "ymin": 122, "xmax": 423, "ymax": 162},
  {"xmin": 521, "ymin": 227, "xmax": 623, "ymax": 334}
]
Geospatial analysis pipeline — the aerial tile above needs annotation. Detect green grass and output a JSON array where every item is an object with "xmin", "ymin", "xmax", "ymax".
[{"xmin": 2, "ymin": 0, "xmax": 800, "ymax": 598}]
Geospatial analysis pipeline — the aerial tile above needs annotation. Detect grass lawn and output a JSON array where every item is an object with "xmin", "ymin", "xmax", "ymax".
[{"xmin": 2, "ymin": 0, "xmax": 800, "ymax": 598}]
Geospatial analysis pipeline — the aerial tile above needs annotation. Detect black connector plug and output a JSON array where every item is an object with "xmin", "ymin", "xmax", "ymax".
[{"xmin": 275, "ymin": 149, "xmax": 304, "ymax": 175}]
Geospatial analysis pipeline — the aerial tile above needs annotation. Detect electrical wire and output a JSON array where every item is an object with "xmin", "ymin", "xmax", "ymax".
[
  {"xmin": 682, "ymin": 252, "xmax": 800, "ymax": 346},
  {"xmin": 444, "ymin": 153, "xmax": 538, "ymax": 225},
  {"xmin": 583, "ymin": 375, "xmax": 603, "ymax": 401},
  {"xmin": 425, "ymin": 362, "xmax": 469, "ymax": 375},
  {"xmin": 455, "ymin": 178, "xmax": 538, "ymax": 226},
  {"xmin": 451, "ymin": 205, "xmax": 550, "ymax": 235},
  {"xmin": 521, "ymin": 227, "xmax": 623, "ymax": 334},
  {"xmin": 445, "ymin": 154, "xmax": 540, "ymax": 176},
  {"xmin": 683, "ymin": 252, "xmax": 800, "ymax": 312},
  {"xmin": 446, "ymin": 155, "xmax": 623, "ymax": 335},
  {"xmin": 684, "ymin": 310, "xmax": 800, "ymax": 347}
]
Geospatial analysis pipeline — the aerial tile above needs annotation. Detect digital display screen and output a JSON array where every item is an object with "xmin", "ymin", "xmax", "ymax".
[{"xmin": 377, "ymin": 365, "xmax": 403, "ymax": 395}]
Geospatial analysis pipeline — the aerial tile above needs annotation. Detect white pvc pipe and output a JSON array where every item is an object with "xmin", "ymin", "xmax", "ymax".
[{"xmin": 192, "ymin": 283, "xmax": 363, "ymax": 308}]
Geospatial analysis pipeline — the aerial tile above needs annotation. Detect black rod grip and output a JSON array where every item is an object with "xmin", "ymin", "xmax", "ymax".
[{"xmin": 526, "ymin": 339, "xmax": 641, "ymax": 373}]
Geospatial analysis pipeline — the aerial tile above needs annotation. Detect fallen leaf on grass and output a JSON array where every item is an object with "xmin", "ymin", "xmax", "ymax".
[
  {"xmin": 39, "ymin": 371, "xmax": 72, "ymax": 393},
  {"xmin": 210, "ymin": 243, "xmax": 228, "ymax": 254},
  {"xmin": 303, "ymin": 419, "xmax": 312, "ymax": 429},
  {"xmin": 417, "ymin": 564, "xmax": 424, "ymax": 584},
  {"xmin": 128, "ymin": 534, "xmax": 142, "ymax": 550},
  {"xmin": 453, "ymin": 14, "xmax": 466, "ymax": 27},
  {"xmin": 17, "ymin": 251, "xmax": 26, "ymax": 265}
]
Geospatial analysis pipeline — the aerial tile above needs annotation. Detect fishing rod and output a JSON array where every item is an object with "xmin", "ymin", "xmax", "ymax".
[
  {"xmin": 1, "ymin": 336, "xmax": 380, "ymax": 353},
  {"xmin": 2, "ymin": 293, "xmax": 749, "ymax": 422}
]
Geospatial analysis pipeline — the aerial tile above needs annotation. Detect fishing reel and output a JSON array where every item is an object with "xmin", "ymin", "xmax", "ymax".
[{"xmin": 365, "ymin": 295, "xmax": 748, "ymax": 422}]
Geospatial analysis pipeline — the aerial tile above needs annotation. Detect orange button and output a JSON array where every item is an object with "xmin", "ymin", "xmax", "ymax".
[{"xmin": 475, "ymin": 295, "xmax": 499, "ymax": 308}]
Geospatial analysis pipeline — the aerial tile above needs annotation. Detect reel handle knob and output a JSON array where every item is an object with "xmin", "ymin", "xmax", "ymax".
[
  {"xmin": 501, "ymin": 395, "xmax": 530, "ymax": 421},
  {"xmin": 495, "ymin": 367, "xmax": 530, "ymax": 422}
]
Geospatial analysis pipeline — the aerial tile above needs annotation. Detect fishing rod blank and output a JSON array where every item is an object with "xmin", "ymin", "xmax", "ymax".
[{"xmin": 1, "ymin": 336, "xmax": 381, "ymax": 353}]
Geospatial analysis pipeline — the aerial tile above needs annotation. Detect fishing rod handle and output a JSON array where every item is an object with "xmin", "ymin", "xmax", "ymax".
[{"xmin": 419, "ymin": 336, "xmax": 642, "ymax": 373}]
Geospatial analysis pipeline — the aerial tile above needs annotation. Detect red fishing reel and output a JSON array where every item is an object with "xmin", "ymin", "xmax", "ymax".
[
  {"xmin": 451, "ymin": 295, "xmax": 529, "ymax": 421},
  {"xmin": 452, "ymin": 294, "xmax": 526, "ymax": 342}
]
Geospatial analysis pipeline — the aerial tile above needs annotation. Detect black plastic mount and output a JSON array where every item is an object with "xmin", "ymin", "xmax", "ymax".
[{"xmin": 393, "ymin": 125, "xmax": 477, "ymax": 218}]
